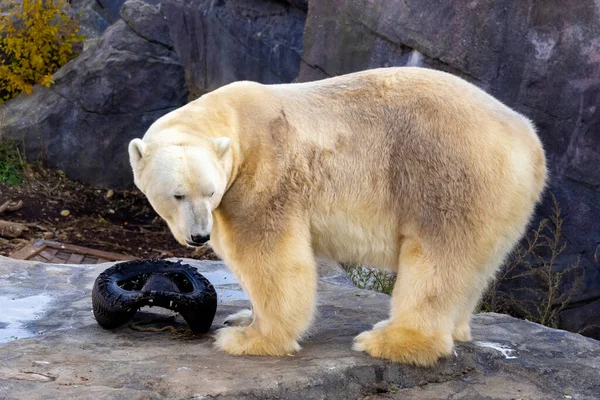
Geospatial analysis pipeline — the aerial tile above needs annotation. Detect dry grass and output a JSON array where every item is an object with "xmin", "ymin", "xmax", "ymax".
[{"xmin": 480, "ymin": 194, "xmax": 584, "ymax": 329}]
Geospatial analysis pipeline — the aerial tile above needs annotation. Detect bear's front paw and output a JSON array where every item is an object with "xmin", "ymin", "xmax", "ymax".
[
  {"xmin": 353, "ymin": 324, "xmax": 453, "ymax": 367},
  {"xmin": 214, "ymin": 326, "xmax": 301, "ymax": 356},
  {"xmin": 224, "ymin": 309, "xmax": 253, "ymax": 327}
]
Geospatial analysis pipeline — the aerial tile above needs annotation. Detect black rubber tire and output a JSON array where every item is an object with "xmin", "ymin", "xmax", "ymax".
[
  {"xmin": 92, "ymin": 259, "xmax": 217, "ymax": 333},
  {"xmin": 92, "ymin": 281, "xmax": 137, "ymax": 329}
]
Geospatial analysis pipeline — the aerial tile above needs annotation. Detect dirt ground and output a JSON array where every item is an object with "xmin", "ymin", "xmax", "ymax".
[{"xmin": 0, "ymin": 165, "xmax": 218, "ymax": 261}]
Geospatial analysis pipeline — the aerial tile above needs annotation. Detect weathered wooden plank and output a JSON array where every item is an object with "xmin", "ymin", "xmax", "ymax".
[
  {"xmin": 39, "ymin": 248, "xmax": 59, "ymax": 260},
  {"xmin": 9, "ymin": 243, "xmax": 45, "ymax": 260},
  {"xmin": 60, "ymin": 243, "xmax": 135, "ymax": 261},
  {"xmin": 54, "ymin": 252, "xmax": 71, "ymax": 261},
  {"xmin": 9, "ymin": 240, "xmax": 137, "ymax": 263},
  {"xmin": 66, "ymin": 253, "xmax": 85, "ymax": 264},
  {"xmin": 35, "ymin": 253, "xmax": 49, "ymax": 261},
  {"xmin": 82, "ymin": 256, "xmax": 98, "ymax": 264}
]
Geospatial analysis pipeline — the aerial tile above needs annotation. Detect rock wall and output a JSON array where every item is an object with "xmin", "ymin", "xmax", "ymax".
[
  {"xmin": 298, "ymin": 0, "xmax": 600, "ymax": 339},
  {"xmin": 163, "ymin": 0, "xmax": 306, "ymax": 97}
]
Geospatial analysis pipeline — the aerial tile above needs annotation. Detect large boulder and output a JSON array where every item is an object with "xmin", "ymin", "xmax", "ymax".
[
  {"xmin": 0, "ymin": 0, "xmax": 187, "ymax": 189},
  {"xmin": 0, "ymin": 0, "xmax": 306, "ymax": 188},
  {"xmin": 298, "ymin": 0, "xmax": 600, "ymax": 339}
]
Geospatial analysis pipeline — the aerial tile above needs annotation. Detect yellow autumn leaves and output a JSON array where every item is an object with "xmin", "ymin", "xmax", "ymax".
[{"xmin": 0, "ymin": 0, "xmax": 85, "ymax": 102}]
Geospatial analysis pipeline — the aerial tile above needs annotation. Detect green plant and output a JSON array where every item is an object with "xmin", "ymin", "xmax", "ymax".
[
  {"xmin": 0, "ymin": 0, "xmax": 85, "ymax": 102},
  {"xmin": 480, "ymin": 195, "xmax": 584, "ymax": 328},
  {"xmin": 0, "ymin": 140, "xmax": 25, "ymax": 184},
  {"xmin": 342, "ymin": 263, "xmax": 396, "ymax": 295}
]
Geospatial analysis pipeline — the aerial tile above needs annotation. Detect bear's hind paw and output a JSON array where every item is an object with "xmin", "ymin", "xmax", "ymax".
[{"xmin": 353, "ymin": 325, "xmax": 453, "ymax": 367}]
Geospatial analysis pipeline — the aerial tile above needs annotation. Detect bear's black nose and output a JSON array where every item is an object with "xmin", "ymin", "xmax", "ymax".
[{"xmin": 189, "ymin": 235, "xmax": 210, "ymax": 246}]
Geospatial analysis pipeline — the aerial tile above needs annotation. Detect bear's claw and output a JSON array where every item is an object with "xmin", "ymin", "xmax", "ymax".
[{"xmin": 223, "ymin": 309, "xmax": 253, "ymax": 327}]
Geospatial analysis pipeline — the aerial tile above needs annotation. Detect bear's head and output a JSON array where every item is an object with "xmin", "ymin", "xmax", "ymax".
[{"xmin": 128, "ymin": 136, "xmax": 232, "ymax": 247}]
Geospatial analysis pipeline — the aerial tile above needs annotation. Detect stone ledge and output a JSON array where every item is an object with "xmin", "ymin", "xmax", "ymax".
[{"xmin": 0, "ymin": 257, "xmax": 598, "ymax": 399}]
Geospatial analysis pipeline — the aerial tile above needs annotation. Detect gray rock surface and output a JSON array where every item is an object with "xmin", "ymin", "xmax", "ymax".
[
  {"xmin": 0, "ymin": 256, "xmax": 599, "ymax": 400},
  {"xmin": 163, "ymin": 0, "xmax": 306, "ymax": 95},
  {"xmin": 298, "ymin": 0, "xmax": 600, "ymax": 341},
  {"xmin": 97, "ymin": 0, "xmax": 128, "ymax": 22},
  {"xmin": 0, "ymin": 1, "xmax": 187, "ymax": 188},
  {"xmin": 70, "ymin": 0, "xmax": 113, "ymax": 39},
  {"xmin": 1, "ymin": 0, "xmax": 598, "ymax": 339},
  {"xmin": 121, "ymin": 0, "xmax": 173, "ymax": 48}
]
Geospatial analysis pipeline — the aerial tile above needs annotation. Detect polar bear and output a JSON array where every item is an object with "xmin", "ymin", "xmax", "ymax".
[{"xmin": 128, "ymin": 67, "xmax": 547, "ymax": 366}]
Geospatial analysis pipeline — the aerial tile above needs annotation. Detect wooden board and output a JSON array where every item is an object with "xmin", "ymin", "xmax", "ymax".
[{"xmin": 9, "ymin": 240, "xmax": 136, "ymax": 264}]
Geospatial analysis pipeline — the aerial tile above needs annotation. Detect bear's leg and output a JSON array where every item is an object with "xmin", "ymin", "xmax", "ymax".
[
  {"xmin": 452, "ymin": 301, "xmax": 475, "ymax": 342},
  {"xmin": 451, "ymin": 283, "xmax": 488, "ymax": 342},
  {"xmin": 214, "ymin": 233, "xmax": 317, "ymax": 356},
  {"xmin": 452, "ymin": 257, "xmax": 504, "ymax": 342},
  {"xmin": 354, "ymin": 237, "xmax": 478, "ymax": 366}
]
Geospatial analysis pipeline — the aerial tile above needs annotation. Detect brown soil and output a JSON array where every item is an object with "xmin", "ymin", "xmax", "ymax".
[{"xmin": 0, "ymin": 165, "xmax": 218, "ymax": 261}]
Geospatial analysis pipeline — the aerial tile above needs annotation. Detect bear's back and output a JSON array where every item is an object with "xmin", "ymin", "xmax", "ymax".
[{"xmin": 264, "ymin": 68, "xmax": 546, "ymax": 258}]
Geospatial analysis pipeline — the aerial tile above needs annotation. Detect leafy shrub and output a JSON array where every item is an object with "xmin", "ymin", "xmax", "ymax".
[
  {"xmin": 0, "ymin": 140, "xmax": 25, "ymax": 185},
  {"xmin": 0, "ymin": 0, "xmax": 84, "ymax": 102},
  {"xmin": 342, "ymin": 264, "xmax": 396, "ymax": 295}
]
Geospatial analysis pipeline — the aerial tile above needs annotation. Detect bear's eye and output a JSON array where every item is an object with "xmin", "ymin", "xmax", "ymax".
[
  {"xmin": 174, "ymin": 195, "xmax": 185, "ymax": 201},
  {"xmin": 209, "ymin": 191, "xmax": 215, "ymax": 197}
]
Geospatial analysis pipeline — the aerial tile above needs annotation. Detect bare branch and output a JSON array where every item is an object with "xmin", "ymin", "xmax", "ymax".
[{"xmin": 0, "ymin": 200, "xmax": 23, "ymax": 214}]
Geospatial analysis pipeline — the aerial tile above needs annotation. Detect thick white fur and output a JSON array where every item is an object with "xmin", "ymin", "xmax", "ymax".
[{"xmin": 129, "ymin": 67, "xmax": 547, "ymax": 366}]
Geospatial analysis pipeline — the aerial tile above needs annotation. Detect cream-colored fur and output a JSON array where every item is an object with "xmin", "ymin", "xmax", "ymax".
[{"xmin": 129, "ymin": 67, "xmax": 547, "ymax": 366}]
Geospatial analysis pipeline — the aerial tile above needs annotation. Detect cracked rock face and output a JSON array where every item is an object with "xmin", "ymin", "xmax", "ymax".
[
  {"xmin": 297, "ymin": 0, "xmax": 600, "ymax": 341},
  {"xmin": 162, "ymin": 0, "xmax": 306, "ymax": 94},
  {"xmin": 0, "ymin": 257, "xmax": 599, "ymax": 399},
  {"xmin": 0, "ymin": 1, "xmax": 187, "ymax": 188}
]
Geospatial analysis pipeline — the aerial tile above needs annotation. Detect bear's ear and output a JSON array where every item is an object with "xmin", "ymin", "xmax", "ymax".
[
  {"xmin": 128, "ymin": 138, "xmax": 147, "ymax": 169},
  {"xmin": 211, "ymin": 137, "xmax": 232, "ymax": 158}
]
